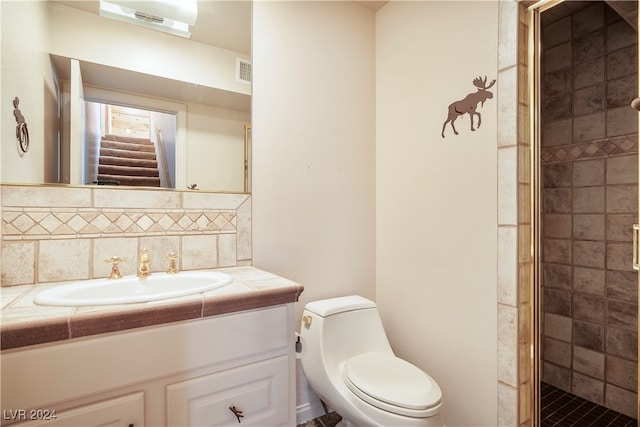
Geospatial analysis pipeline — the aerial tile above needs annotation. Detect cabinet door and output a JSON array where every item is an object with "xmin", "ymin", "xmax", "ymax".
[
  {"xmin": 167, "ymin": 355, "xmax": 289, "ymax": 426},
  {"xmin": 11, "ymin": 392, "xmax": 144, "ymax": 427}
]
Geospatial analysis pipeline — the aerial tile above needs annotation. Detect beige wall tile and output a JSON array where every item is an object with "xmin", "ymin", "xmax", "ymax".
[
  {"xmin": 498, "ymin": 304, "xmax": 518, "ymax": 387},
  {"xmin": 93, "ymin": 188, "xmax": 181, "ymax": 209},
  {"xmin": 1, "ymin": 241, "xmax": 35, "ymax": 286},
  {"xmin": 93, "ymin": 238, "xmax": 138, "ymax": 278},
  {"xmin": 1, "ymin": 185, "xmax": 91, "ymax": 208},
  {"xmin": 181, "ymin": 235, "xmax": 218, "ymax": 270},
  {"xmin": 498, "ymin": 383, "xmax": 517, "ymax": 427},
  {"xmin": 139, "ymin": 236, "xmax": 181, "ymax": 273},
  {"xmin": 182, "ymin": 192, "xmax": 249, "ymax": 210},
  {"xmin": 498, "ymin": 226, "xmax": 517, "ymax": 306},
  {"xmin": 218, "ymin": 234, "xmax": 238, "ymax": 267},
  {"xmin": 39, "ymin": 239, "xmax": 91, "ymax": 283}
]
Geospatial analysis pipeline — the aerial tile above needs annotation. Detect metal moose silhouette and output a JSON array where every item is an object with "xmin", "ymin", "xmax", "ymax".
[{"xmin": 441, "ymin": 76, "xmax": 496, "ymax": 138}]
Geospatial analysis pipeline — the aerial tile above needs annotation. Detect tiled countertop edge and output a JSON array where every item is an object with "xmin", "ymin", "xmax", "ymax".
[{"xmin": 1, "ymin": 269, "xmax": 304, "ymax": 351}]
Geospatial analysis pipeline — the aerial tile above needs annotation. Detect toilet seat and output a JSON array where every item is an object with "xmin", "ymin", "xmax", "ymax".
[{"xmin": 343, "ymin": 352, "xmax": 442, "ymax": 418}]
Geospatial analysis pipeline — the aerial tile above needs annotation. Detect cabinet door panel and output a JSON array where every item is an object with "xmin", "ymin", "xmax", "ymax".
[
  {"xmin": 167, "ymin": 355, "xmax": 289, "ymax": 426},
  {"xmin": 12, "ymin": 392, "xmax": 143, "ymax": 427}
]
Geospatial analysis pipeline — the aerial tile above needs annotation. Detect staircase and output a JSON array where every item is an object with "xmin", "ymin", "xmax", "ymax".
[{"xmin": 97, "ymin": 134, "xmax": 160, "ymax": 187}]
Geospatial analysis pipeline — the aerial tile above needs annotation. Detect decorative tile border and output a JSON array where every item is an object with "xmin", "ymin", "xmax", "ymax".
[
  {"xmin": 1, "ymin": 184, "xmax": 252, "ymax": 287},
  {"xmin": 541, "ymin": 135, "xmax": 637, "ymax": 164},
  {"xmin": 2, "ymin": 208, "xmax": 238, "ymax": 240}
]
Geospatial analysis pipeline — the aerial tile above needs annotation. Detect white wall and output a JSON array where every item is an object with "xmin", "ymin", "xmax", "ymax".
[
  {"xmin": 1, "ymin": 1, "xmax": 58, "ymax": 184},
  {"xmin": 186, "ymin": 104, "xmax": 249, "ymax": 192},
  {"xmin": 48, "ymin": 2, "xmax": 249, "ymax": 96},
  {"xmin": 252, "ymin": 1, "xmax": 376, "ymax": 420},
  {"xmin": 376, "ymin": 2, "xmax": 499, "ymax": 426}
]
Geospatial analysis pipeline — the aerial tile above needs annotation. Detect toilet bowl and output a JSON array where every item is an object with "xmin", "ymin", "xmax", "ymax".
[{"xmin": 300, "ymin": 295, "xmax": 443, "ymax": 426}]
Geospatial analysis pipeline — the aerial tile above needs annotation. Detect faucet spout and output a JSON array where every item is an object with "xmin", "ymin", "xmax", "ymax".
[{"xmin": 137, "ymin": 248, "xmax": 151, "ymax": 277}]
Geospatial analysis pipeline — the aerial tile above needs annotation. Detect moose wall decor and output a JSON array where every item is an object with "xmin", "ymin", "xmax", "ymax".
[{"xmin": 441, "ymin": 76, "xmax": 496, "ymax": 138}]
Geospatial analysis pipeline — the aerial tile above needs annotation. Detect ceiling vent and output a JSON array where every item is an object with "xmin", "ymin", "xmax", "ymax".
[{"xmin": 236, "ymin": 58, "xmax": 252, "ymax": 84}]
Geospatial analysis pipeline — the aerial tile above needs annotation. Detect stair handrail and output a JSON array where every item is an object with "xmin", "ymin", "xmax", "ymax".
[{"xmin": 152, "ymin": 121, "xmax": 170, "ymax": 188}]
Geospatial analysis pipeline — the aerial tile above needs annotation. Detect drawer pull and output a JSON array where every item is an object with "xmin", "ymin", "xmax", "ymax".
[{"xmin": 229, "ymin": 405, "xmax": 244, "ymax": 423}]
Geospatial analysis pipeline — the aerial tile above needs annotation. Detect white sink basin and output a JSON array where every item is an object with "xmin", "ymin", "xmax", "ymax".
[{"xmin": 34, "ymin": 271, "xmax": 233, "ymax": 306}]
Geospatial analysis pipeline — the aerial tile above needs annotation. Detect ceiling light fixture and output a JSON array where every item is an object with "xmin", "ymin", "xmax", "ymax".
[{"xmin": 99, "ymin": 0, "xmax": 198, "ymax": 38}]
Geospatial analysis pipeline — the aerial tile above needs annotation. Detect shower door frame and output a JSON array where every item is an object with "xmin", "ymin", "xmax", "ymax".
[{"xmin": 526, "ymin": 0, "xmax": 640, "ymax": 423}]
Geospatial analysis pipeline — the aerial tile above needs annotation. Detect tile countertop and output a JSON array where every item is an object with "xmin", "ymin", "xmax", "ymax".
[{"xmin": 0, "ymin": 266, "xmax": 304, "ymax": 351}]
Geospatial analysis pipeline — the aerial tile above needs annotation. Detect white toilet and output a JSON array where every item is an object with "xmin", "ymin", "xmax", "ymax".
[{"xmin": 300, "ymin": 295, "xmax": 443, "ymax": 426}]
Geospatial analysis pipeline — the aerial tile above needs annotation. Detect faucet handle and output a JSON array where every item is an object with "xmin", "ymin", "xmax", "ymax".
[
  {"xmin": 165, "ymin": 252, "xmax": 181, "ymax": 274},
  {"xmin": 105, "ymin": 256, "xmax": 126, "ymax": 280}
]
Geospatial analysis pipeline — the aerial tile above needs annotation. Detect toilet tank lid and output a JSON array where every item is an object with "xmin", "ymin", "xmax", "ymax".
[{"xmin": 305, "ymin": 295, "xmax": 377, "ymax": 317}]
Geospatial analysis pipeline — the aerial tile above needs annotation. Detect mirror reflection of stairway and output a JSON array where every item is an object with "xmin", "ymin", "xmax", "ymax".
[{"xmin": 97, "ymin": 134, "xmax": 160, "ymax": 187}]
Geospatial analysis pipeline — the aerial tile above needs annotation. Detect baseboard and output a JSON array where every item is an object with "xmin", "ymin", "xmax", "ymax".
[{"xmin": 296, "ymin": 401, "xmax": 326, "ymax": 425}]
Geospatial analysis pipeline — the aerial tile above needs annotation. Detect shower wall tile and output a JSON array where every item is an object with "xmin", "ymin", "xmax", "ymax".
[
  {"xmin": 574, "ymin": 30, "xmax": 605, "ymax": 64},
  {"xmin": 543, "ymin": 238, "xmax": 572, "ymax": 264},
  {"xmin": 606, "ymin": 154, "xmax": 638, "ymax": 184},
  {"xmin": 606, "ymin": 20, "xmax": 636, "ymax": 53},
  {"xmin": 606, "ymin": 106, "xmax": 638, "ymax": 137},
  {"xmin": 543, "ymin": 16, "xmax": 571, "ymax": 48},
  {"xmin": 544, "ymin": 214, "xmax": 572, "ymax": 239},
  {"xmin": 573, "ymin": 187, "xmax": 605, "ymax": 213},
  {"xmin": 606, "ymin": 327, "xmax": 637, "ymax": 361},
  {"xmin": 573, "ymin": 112, "xmax": 606, "ymax": 142},
  {"xmin": 606, "ymin": 384, "xmax": 637, "ymax": 418},
  {"xmin": 606, "ymin": 185, "xmax": 638, "ymax": 213},
  {"xmin": 607, "ymin": 75, "xmax": 637, "ymax": 108},
  {"xmin": 572, "ymin": 371, "xmax": 604, "ymax": 404},
  {"xmin": 573, "ymin": 240, "xmax": 605, "ymax": 268},
  {"xmin": 606, "ymin": 300, "xmax": 637, "ymax": 332},
  {"xmin": 573, "ymin": 319, "xmax": 604, "ymax": 352},
  {"xmin": 607, "ymin": 45, "xmax": 637, "ymax": 80},
  {"xmin": 544, "ymin": 288, "xmax": 572, "ymax": 316},
  {"xmin": 572, "ymin": 3, "xmax": 604, "ymax": 38},
  {"xmin": 574, "ymin": 57, "xmax": 604, "ymax": 90},
  {"xmin": 544, "ymin": 337, "xmax": 572, "ymax": 367},
  {"xmin": 544, "ymin": 263, "xmax": 572, "ymax": 290},
  {"xmin": 573, "ymin": 84, "xmax": 604, "ymax": 116},
  {"xmin": 573, "ymin": 267, "xmax": 605, "ymax": 296},
  {"xmin": 543, "ymin": 361, "xmax": 572, "ymax": 390},
  {"xmin": 606, "ymin": 242, "xmax": 632, "ymax": 271},
  {"xmin": 606, "ymin": 270, "xmax": 638, "ymax": 301},
  {"xmin": 573, "ymin": 293, "xmax": 604, "ymax": 323},
  {"xmin": 543, "ymin": 118, "xmax": 573, "ymax": 147},
  {"xmin": 572, "ymin": 214, "xmax": 604, "ymax": 240},
  {"xmin": 544, "ymin": 189, "xmax": 572, "ymax": 213},
  {"xmin": 573, "ymin": 159, "xmax": 605, "ymax": 187},
  {"xmin": 573, "ymin": 345, "xmax": 605, "ymax": 379},
  {"xmin": 543, "ymin": 163, "xmax": 572, "ymax": 187},
  {"xmin": 545, "ymin": 313, "xmax": 573, "ymax": 342},
  {"xmin": 606, "ymin": 214, "xmax": 635, "ymax": 242},
  {"xmin": 606, "ymin": 355, "xmax": 637, "ymax": 392},
  {"xmin": 545, "ymin": 42, "xmax": 572, "ymax": 73}
]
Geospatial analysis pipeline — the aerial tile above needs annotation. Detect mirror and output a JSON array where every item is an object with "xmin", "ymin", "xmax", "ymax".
[{"xmin": 1, "ymin": 0, "xmax": 251, "ymax": 193}]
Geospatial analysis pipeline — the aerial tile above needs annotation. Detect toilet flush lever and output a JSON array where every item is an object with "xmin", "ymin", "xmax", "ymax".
[{"xmin": 302, "ymin": 315, "xmax": 312, "ymax": 328}]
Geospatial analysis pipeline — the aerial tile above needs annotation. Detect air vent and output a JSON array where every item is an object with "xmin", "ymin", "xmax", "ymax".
[{"xmin": 236, "ymin": 58, "xmax": 252, "ymax": 84}]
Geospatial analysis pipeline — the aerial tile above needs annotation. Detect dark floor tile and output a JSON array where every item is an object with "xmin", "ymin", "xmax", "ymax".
[{"xmin": 541, "ymin": 383, "xmax": 637, "ymax": 427}]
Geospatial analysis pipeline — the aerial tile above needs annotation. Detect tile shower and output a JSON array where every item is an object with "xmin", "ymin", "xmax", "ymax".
[{"xmin": 540, "ymin": 1, "xmax": 638, "ymax": 419}]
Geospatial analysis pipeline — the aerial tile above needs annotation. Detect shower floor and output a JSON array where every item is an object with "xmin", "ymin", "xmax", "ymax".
[{"xmin": 541, "ymin": 382, "xmax": 637, "ymax": 427}]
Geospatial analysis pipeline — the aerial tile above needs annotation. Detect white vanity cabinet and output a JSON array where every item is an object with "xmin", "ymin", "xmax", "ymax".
[{"xmin": 1, "ymin": 304, "xmax": 296, "ymax": 427}]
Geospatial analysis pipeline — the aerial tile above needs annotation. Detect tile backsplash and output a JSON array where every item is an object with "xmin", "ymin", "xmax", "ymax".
[{"xmin": 1, "ymin": 184, "xmax": 251, "ymax": 286}]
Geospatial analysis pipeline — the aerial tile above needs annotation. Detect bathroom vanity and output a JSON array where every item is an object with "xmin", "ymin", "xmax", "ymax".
[{"xmin": 1, "ymin": 267, "xmax": 303, "ymax": 427}]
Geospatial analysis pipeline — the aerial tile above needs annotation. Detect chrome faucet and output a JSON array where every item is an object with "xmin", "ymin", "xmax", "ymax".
[{"xmin": 137, "ymin": 248, "xmax": 151, "ymax": 277}]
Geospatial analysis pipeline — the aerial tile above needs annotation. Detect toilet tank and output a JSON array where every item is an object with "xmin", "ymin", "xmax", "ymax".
[{"xmin": 301, "ymin": 296, "xmax": 394, "ymax": 373}]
